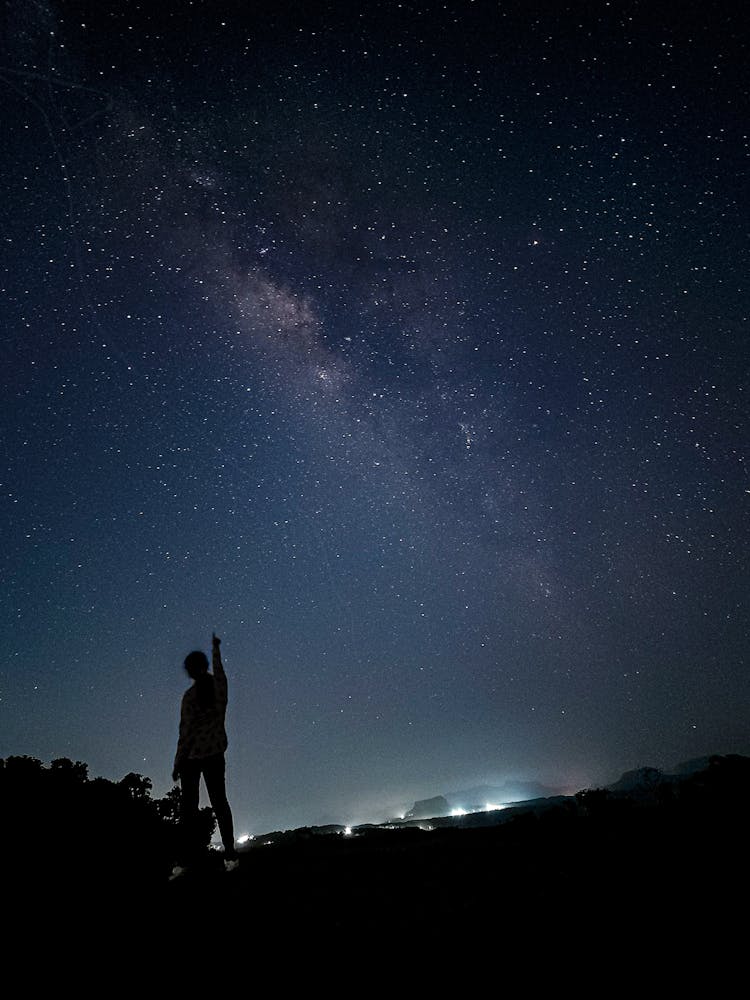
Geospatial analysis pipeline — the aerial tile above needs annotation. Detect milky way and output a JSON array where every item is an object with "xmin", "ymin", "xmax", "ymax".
[{"xmin": 1, "ymin": 1, "xmax": 747, "ymax": 831}]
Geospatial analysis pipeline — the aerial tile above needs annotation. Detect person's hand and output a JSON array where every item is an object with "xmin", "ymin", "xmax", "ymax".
[{"xmin": 212, "ymin": 632, "xmax": 221, "ymax": 648}]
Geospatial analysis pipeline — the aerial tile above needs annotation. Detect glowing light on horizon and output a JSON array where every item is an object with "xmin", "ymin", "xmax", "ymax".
[
  {"xmin": 237, "ymin": 833, "xmax": 253, "ymax": 844},
  {"xmin": 451, "ymin": 807, "xmax": 467, "ymax": 817},
  {"xmin": 344, "ymin": 826, "xmax": 352, "ymax": 836}
]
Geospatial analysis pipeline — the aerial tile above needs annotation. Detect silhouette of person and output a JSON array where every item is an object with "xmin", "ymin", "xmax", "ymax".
[{"xmin": 172, "ymin": 633, "xmax": 238, "ymax": 874}]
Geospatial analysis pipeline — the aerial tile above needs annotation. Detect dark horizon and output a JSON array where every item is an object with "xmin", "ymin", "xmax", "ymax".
[{"xmin": 1, "ymin": 1, "xmax": 748, "ymax": 834}]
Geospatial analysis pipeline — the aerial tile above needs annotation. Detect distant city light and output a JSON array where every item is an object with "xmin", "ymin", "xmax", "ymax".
[
  {"xmin": 344, "ymin": 826, "xmax": 353, "ymax": 836},
  {"xmin": 483, "ymin": 803, "xmax": 506, "ymax": 812},
  {"xmin": 237, "ymin": 833, "xmax": 253, "ymax": 845},
  {"xmin": 451, "ymin": 807, "xmax": 467, "ymax": 817}
]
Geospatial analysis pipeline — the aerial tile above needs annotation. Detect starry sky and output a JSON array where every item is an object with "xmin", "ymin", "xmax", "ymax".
[{"xmin": 1, "ymin": 0, "xmax": 748, "ymax": 833}]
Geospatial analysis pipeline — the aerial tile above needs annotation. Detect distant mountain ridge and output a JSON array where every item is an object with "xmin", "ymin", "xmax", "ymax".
[
  {"xmin": 446, "ymin": 780, "xmax": 561, "ymax": 808},
  {"xmin": 404, "ymin": 780, "xmax": 563, "ymax": 820},
  {"xmin": 606, "ymin": 757, "xmax": 727, "ymax": 793},
  {"xmin": 405, "ymin": 795, "xmax": 450, "ymax": 820},
  {"xmin": 401, "ymin": 757, "xmax": 744, "ymax": 823}
]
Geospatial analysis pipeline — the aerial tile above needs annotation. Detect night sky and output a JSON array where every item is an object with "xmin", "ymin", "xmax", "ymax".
[{"xmin": 1, "ymin": 1, "xmax": 748, "ymax": 833}]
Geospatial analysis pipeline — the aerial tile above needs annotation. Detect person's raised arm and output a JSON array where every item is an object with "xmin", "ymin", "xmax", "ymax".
[{"xmin": 212, "ymin": 632, "xmax": 225, "ymax": 678}]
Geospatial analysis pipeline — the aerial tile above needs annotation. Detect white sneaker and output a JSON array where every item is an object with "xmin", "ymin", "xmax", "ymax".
[{"xmin": 224, "ymin": 858, "xmax": 239, "ymax": 873}]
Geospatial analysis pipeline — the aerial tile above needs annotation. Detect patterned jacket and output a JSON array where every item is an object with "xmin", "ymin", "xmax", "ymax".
[{"xmin": 174, "ymin": 645, "xmax": 228, "ymax": 768}]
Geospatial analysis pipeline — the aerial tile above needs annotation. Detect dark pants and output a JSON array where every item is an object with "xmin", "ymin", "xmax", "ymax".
[{"xmin": 179, "ymin": 753, "xmax": 236, "ymax": 862}]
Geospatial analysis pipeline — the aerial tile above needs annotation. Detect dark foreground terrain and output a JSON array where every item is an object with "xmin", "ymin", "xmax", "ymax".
[
  {"xmin": 169, "ymin": 783, "xmax": 744, "ymax": 940},
  {"xmin": 5, "ymin": 754, "xmax": 746, "ymax": 953}
]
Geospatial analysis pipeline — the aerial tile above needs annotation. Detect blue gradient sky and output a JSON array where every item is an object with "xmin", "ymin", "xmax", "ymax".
[{"xmin": 1, "ymin": 1, "xmax": 747, "ymax": 832}]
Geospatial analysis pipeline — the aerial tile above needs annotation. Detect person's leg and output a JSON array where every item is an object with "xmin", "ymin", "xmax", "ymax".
[
  {"xmin": 202, "ymin": 753, "xmax": 237, "ymax": 858},
  {"xmin": 178, "ymin": 759, "xmax": 202, "ymax": 865}
]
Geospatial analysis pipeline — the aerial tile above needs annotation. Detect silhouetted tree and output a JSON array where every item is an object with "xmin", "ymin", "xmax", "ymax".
[
  {"xmin": 154, "ymin": 785, "xmax": 182, "ymax": 826},
  {"xmin": 119, "ymin": 772, "xmax": 153, "ymax": 801},
  {"xmin": 0, "ymin": 757, "xmax": 202, "ymax": 887},
  {"xmin": 50, "ymin": 758, "xmax": 89, "ymax": 783},
  {"xmin": 3, "ymin": 755, "xmax": 44, "ymax": 781}
]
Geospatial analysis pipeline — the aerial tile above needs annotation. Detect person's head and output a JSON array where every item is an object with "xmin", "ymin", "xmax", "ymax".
[{"xmin": 184, "ymin": 650, "xmax": 209, "ymax": 680}]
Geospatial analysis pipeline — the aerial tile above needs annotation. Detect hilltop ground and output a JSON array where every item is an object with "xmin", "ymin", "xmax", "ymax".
[{"xmin": 5, "ymin": 755, "xmax": 746, "ymax": 952}]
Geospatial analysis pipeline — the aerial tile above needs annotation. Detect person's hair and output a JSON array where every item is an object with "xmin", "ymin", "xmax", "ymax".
[
  {"xmin": 184, "ymin": 650, "xmax": 215, "ymax": 707},
  {"xmin": 184, "ymin": 650, "xmax": 209, "ymax": 678}
]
